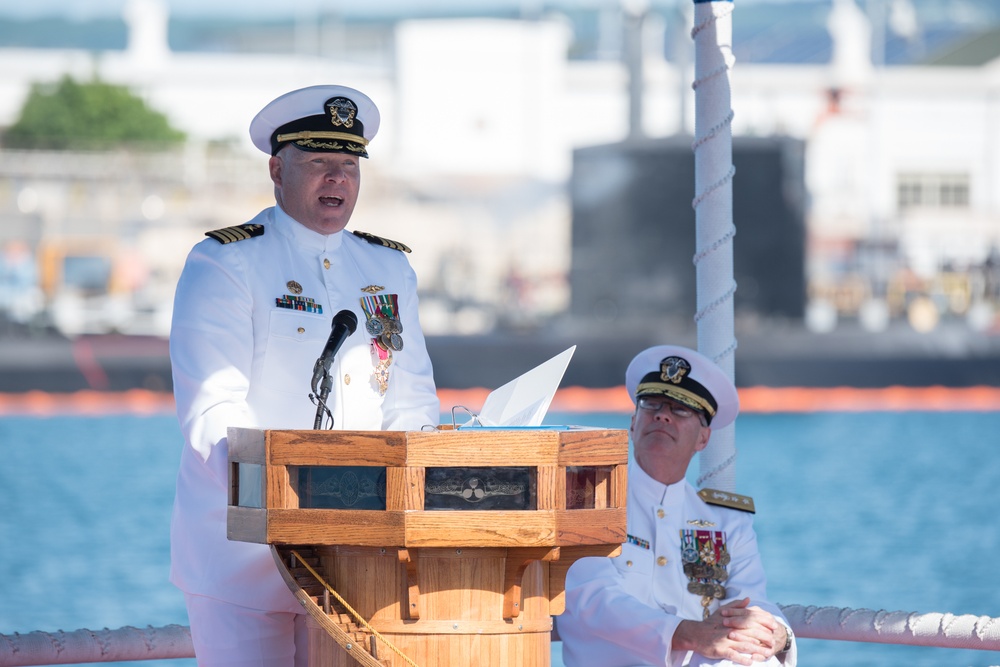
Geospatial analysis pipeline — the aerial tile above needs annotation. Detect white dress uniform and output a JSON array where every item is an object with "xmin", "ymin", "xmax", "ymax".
[
  {"xmin": 559, "ymin": 461, "xmax": 797, "ymax": 667},
  {"xmin": 169, "ymin": 203, "xmax": 439, "ymax": 614}
]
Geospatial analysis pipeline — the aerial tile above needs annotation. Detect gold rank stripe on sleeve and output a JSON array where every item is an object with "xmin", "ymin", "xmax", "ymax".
[
  {"xmin": 352, "ymin": 230, "xmax": 412, "ymax": 253},
  {"xmin": 698, "ymin": 488, "xmax": 756, "ymax": 514},
  {"xmin": 205, "ymin": 223, "xmax": 265, "ymax": 244}
]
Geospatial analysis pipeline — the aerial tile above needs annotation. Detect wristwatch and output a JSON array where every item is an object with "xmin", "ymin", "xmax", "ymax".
[{"xmin": 780, "ymin": 626, "xmax": 794, "ymax": 653}]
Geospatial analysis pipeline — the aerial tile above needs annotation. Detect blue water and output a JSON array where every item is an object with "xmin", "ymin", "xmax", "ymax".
[{"xmin": 2, "ymin": 411, "xmax": 1000, "ymax": 667}]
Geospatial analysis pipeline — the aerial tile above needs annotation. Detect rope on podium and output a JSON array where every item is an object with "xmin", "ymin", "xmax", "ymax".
[{"xmin": 290, "ymin": 549, "xmax": 419, "ymax": 667}]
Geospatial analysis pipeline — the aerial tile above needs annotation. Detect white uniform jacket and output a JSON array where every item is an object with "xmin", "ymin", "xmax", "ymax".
[
  {"xmin": 559, "ymin": 462, "xmax": 797, "ymax": 667},
  {"xmin": 169, "ymin": 205, "xmax": 439, "ymax": 611}
]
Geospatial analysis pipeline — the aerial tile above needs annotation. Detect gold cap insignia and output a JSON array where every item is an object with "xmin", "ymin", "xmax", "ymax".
[
  {"xmin": 660, "ymin": 356, "xmax": 692, "ymax": 384},
  {"xmin": 327, "ymin": 97, "xmax": 357, "ymax": 129}
]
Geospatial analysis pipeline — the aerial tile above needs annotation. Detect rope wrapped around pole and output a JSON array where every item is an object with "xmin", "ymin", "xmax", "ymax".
[
  {"xmin": 780, "ymin": 604, "xmax": 1000, "ymax": 651},
  {"xmin": 0, "ymin": 625, "xmax": 194, "ymax": 666},
  {"xmin": 691, "ymin": 0, "xmax": 738, "ymax": 492}
]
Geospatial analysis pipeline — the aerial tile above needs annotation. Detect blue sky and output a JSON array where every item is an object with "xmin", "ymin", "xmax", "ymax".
[{"xmin": 2, "ymin": 0, "xmax": 824, "ymax": 21}]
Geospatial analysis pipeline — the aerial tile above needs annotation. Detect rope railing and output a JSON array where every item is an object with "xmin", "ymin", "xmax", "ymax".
[
  {"xmin": 288, "ymin": 548, "xmax": 417, "ymax": 667},
  {"xmin": 3, "ymin": 606, "xmax": 1000, "ymax": 665},
  {"xmin": 780, "ymin": 604, "xmax": 1000, "ymax": 651},
  {"xmin": 0, "ymin": 625, "xmax": 193, "ymax": 666}
]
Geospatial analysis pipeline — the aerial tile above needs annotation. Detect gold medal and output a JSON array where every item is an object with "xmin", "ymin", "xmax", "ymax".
[
  {"xmin": 373, "ymin": 353, "xmax": 392, "ymax": 396},
  {"xmin": 687, "ymin": 582, "xmax": 705, "ymax": 596}
]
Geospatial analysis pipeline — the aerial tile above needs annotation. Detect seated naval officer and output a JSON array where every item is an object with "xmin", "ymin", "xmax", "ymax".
[
  {"xmin": 559, "ymin": 345, "xmax": 796, "ymax": 667},
  {"xmin": 169, "ymin": 85, "xmax": 439, "ymax": 666}
]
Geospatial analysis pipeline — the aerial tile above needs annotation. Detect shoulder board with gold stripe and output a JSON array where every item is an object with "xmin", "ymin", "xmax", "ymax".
[
  {"xmin": 352, "ymin": 230, "xmax": 411, "ymax": 253},
  {"xmin": 698, "ymin": 488, "xmax": 756, "ymax": 514},
  {"xmin": 205, "ymin": 223, "xmax": 265, "ymax": 244}
]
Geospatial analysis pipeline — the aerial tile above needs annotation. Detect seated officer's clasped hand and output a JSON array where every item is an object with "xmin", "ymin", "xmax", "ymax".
[{"xmin": 676, "ymin": 598, "xmax": 786, "ymax": 666}]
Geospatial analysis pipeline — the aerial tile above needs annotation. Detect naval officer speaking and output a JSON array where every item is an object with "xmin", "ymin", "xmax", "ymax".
[{"xmin": 168, "ymin": 85, "xmax": 439, "ymax": 665}]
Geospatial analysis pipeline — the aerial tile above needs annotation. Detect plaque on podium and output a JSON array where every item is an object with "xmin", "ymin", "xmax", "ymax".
[{"xmin": 228, "ymin": 426, "xmax": 628, "ymax": 667}]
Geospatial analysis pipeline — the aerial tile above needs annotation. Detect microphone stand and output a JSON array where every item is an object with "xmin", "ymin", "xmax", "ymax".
[
  {"xmin": 311, "ymin": 359, "xmax": 334, "ymax": 430},
  {"xmin": 308, "ymin": 308, "xmax": 358, "ymax": 430}
]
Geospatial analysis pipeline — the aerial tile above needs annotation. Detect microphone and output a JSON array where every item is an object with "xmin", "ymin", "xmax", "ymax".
[
  {"xmin": 311, "ymin": 310, "xmax": 359, "ymax": 429},
  {"xmin": 317, "ymin": 309, "xmax": 359, "ymax": 373}
]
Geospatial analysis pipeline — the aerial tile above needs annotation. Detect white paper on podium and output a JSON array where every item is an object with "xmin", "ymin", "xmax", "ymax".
[{"xmin": 470, "ymin": 346, "xmax": 576, "ymax": 427}]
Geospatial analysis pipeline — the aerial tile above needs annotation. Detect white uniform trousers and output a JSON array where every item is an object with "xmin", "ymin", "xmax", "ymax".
[{"xmin": 185, "ymin": 593, "xmax": 309, "ymax": 667}]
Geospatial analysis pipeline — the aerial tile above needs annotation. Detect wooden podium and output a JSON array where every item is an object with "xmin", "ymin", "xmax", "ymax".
[{"xmin": 227, "ymin": 426, "xmax": 628, "ymax": 667}]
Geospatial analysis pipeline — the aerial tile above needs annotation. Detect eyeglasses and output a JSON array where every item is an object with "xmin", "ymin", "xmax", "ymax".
[{"xmin": 637, "ymin": 396, "xmax": 700, "ymax": 419}]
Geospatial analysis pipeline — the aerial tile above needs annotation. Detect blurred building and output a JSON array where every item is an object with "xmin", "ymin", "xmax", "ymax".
[
  {"xmin": 0, "ymin": 0, "xmax": 997, "ymax": 338},
  {"xmin": 568, "ymin": 135, "xmax": 807, "ymax": 333}
]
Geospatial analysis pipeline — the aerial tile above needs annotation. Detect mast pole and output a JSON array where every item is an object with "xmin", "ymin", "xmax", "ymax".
[{"xmin": 691, "ymin": 0, "xmax": 737, "ymax": 491}]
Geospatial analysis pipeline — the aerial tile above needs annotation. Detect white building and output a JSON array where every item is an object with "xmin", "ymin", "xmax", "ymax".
[{"xmin": 0, "ymin": 0, "xmax": 997, "ymax": 336}]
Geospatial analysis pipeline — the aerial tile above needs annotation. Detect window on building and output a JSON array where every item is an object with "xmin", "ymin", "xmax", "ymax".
[{"xmin": 897, "ymin": 173, "xmax": 970, "ymax": 210}]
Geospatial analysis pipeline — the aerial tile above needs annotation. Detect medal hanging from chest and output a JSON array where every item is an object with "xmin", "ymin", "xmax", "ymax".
[
  {"xmin": 681, "ymin": 529, "xmax": 731, "ymax": 619},
  {"xmin": 360, "ymin": 294, "xmax": 404, "ymax": 395}
]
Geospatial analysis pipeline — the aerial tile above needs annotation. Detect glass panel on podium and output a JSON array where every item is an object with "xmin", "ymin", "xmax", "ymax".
[
  {"xmin": 566, "ymin": 466, "xmax": 615, "ymax": 509},
  {"xmin": 425, "ymin": 467, "xmax": 536, "ymax": 510},
  {"xmin": 236, "ymin": 463, "xmax": 262, "ymax": 508},
  {"xmin": 296, "ymin": 466, "xmax": 387, "ymax": 510}
]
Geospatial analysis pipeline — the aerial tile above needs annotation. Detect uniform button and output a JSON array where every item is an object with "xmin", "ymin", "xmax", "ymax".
[
  {"xmin": 297, "ymin": 327, "xmax": 305, "ymax": 334},
  {"xmin": 657, "ymin": 509, "xmax": 665, "ymax": 519},
  {"xmin": 344, "ymin": 374, "xmax": 351, "ymax": 385},
  {"xmin": 323, "ymin": 258, "xmax": 331, "ymax": 270},
  {"xmin": 657, "ymin": 556, "xmax": 668, "ymax": 566},
  {"xmin": 625, "ymin": 560, "xmax": 633, "ymax": 568}
]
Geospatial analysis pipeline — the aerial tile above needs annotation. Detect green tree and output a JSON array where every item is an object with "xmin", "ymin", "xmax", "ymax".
[{"xmin": 4, "ymin": 75, "xmax": 185, "ymax": 150}]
